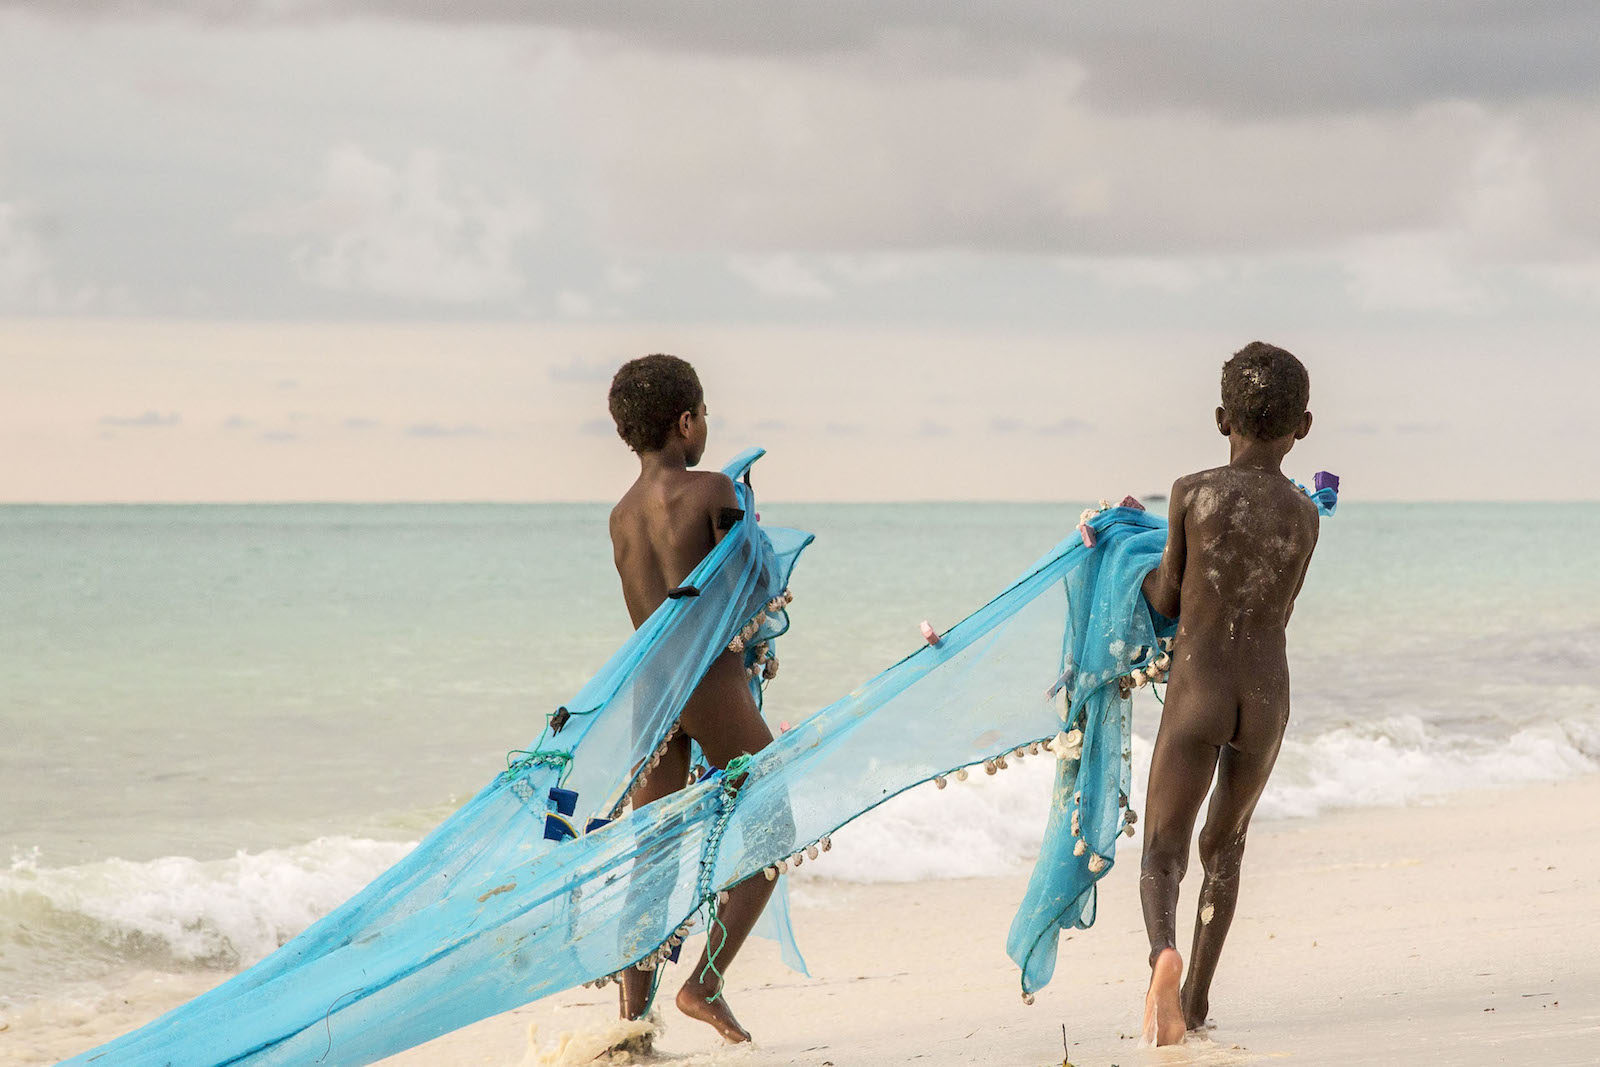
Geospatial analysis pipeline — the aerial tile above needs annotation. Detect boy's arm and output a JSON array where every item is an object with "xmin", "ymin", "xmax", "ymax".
[
  {"xmin": 705, "ymin": 473, "xmax": 742, "ymax": 545},
  {"xmin": 1284, "ymin": 508, "xmax": 1320, "ymax": 625},
  {"xmin": 607, "ymin": 505, "xmax": 627, "ymax": 576},
  {"xmin": 1140, "ymin": 478, "xmax": 1188, "ymax": 619},
  {"xmin": 609, "ymin": 504, "xmax": 657, "ymax": 630}
]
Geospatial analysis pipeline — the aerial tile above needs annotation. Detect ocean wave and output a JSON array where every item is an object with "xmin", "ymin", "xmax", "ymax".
[
  {"xmin": 1258, "ymin": 714, "xmax": 1600, "ymax": 820},
  {"xmin": 811, "ymin": 714, "xmax": 1600, "ymax": 883},
  {"xmin": 4, "ymin": 715, "xmax": 1597, "ymax": 980},
  {"xmin": 0, "ymin": 836, "xmax": 414, "ymax": 984}
]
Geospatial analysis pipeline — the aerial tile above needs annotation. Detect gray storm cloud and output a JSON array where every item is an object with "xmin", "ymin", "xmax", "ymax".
[
  {"xmin": 7, "ymin": 0, "xmax": 1598, "ymax": 113},
  {"xmin": 1, "ymin": 2, "xmax": 1597, "ymax": 321}
]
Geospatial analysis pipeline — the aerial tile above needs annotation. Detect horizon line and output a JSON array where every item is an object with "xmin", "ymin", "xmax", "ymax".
[{"xmin": 1, "ymin": 497, "xmax": 1593, "ymax": 508}]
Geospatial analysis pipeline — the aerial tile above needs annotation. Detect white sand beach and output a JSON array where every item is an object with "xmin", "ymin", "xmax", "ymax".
[
  {"xmin": 13, "ymin": 775, "xmax": 1598, "ymax": 1067},
  {"xmin": 384, "ymin": 775, "xmax": 1600, "ymax": 1067}
]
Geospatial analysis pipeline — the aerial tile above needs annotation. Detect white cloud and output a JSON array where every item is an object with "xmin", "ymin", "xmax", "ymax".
[
  {"xmin": 1337, "ymin": 118, "xmax": 1600, "ymax": 312},
  {"xmin": 98, "ymin": 411, "xmax": 181, "ymax": 428},
  {"xmin": 824, "ymin": 253, "xmax": 935, "ymax": 285},
  {"xmin": 0, "ymin": 200, "xmax": 50, "ymax": 306},
  {"xmin": 1036, "ymin": 417, "xmax": 1092, "ymax": 436},
  {"xmin": 242, "ymin": 145, "xmax": 540, "ymax": 303},
  {"xmin": 0, "ymin": 194, "xmax": 133, "ymax": 312},
  {"xmin": 1454, "ymin": 126, "xmax": 1554, "ymax": 256},
  {"xmin": 556, "ymin": 288, "xmax": 594, "ymax": 317},
  {"xmin": 547, "ymin": 356, "xmax": 612, "ymax": 383},
  {"xmin": 3, "ymin": 11, "xmax": 1599, "ymax": 329},
  {"xmin": 25, "ymin": 3, "xmax": 1600, "ymax": 118},
  {"xmin": 404, "ymin": 422, "xmax": 489, "ymax": 438},
  {"xmin": 604, "ymin": 263, "xmax": 643, "ymax": 291},
  {"xmin": 1522, "ymin": 261, "xmax": 1600, "ymax": 302},
  {"xmin": 1341, "ymin": 231, "xmax": 1488, "ymax": 313},
  {"xmin": 1057, "ymin": 255, "xmax": 1229, "ymax": 295},
  {"xmin": 571, "ymin": 52, "xmax": 1509, "ymax": 257},
  {"xmin": 728, "ymin": 254, "xmax": 833, "ymax": 299}
]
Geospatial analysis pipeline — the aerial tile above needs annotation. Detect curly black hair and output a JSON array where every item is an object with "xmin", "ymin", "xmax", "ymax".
[
  {"xmin": 608, "ymin": 354, "xmax": 704, "ymax": 453},
  {"xmin": 1220, "ymin": 342, "xmax": 1310, "ymax": 440}
]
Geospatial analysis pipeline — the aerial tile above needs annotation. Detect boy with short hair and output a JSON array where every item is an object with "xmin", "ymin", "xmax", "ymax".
[
  {"xmin": 1136, "ymin": 341, "xmax": 1321, "ymax": 1045},
  {"xmin": 605, "ymin": 353, "xmax": 775, "ymax": 1044}
]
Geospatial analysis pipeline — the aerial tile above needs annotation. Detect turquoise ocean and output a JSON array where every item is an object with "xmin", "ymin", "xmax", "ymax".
[{"xmin": 4, "ymin": 497, "xmax": 1599, "ymax": 1013}]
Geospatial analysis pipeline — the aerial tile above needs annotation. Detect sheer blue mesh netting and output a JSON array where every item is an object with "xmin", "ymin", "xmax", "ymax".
[
  {"xmin": 68, "ymin": 465, "xmax": 1336, "ymax": 1065},
  {"xmin": 66, "ymin": 448, "xmax": 811, "ymax": 1066}
]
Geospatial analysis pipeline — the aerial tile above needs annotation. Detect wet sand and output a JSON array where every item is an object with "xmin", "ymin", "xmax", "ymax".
[
  {"xmin": 12, "ymin": 776, "xmax": 1600, "ymax": 1066},
  {"xmin": 389, "ymin": 775, "xmax": 1600, "ymax": 1066}
]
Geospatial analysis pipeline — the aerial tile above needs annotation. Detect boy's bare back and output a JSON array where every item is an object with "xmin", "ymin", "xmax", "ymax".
[
  {"xmin": 1171, "ymin": 467, "xmax": 1318, "ymax": 628},
  {"xmin": 610, "ymin": 470, "xmax": 740, "ymax": 628},
  {"xmin": 1160, "ymin": 467, "xmax": 1318, "ymax": 741}
]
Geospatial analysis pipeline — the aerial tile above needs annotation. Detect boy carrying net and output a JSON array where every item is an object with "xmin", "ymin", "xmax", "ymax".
[
  {"xmin": 1137, "ymin": 342, "xmax": 1321, "ymax": 1045},
  {"xmin": 605, "ymin": 354, "xmax": 777, "ymax": 1044}
]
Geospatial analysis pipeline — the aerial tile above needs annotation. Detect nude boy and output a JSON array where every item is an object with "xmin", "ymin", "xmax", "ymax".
[
  {"xmin": 605, "ymin": 353, "xmax": 776, "ymax": 1043},
  {"xmin": 1136, "ymin": 342, "xmax": 1321, "ymax": 1045}
]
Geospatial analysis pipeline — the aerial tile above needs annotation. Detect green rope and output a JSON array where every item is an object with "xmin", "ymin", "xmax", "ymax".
[
  {"xmin": 615, "ymin": 756, "xmax": 757, "ymax": 1016},
  {"xmin": 638, "ymin": 961, "xmax": 666, "ymax": 1017},
  {"xmin": 1150, "ymin": 680, "xmax": 1165, "ymax": 706},
  {"xmin": 695, "ymin": 753, "xmax": 754, "ymax": 1002},
  {"xmin": 500, "ymin": 748, "xmax": 572, "ymax": 782}
]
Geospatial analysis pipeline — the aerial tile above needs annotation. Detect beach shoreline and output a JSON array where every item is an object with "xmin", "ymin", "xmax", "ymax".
[{"xmin": 10, "ymin": 774, "xmax": 1599, "ymax": 1066}]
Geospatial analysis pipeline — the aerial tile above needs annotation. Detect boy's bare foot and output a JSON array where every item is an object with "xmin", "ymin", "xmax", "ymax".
[
  {"xmin": 1181, "ymin": 981, "xmax": 1211, "ymax": 1033},
  {"xmin": 1142, "ymin": 948, "xmax": 1186, "ymax": 1047},
  {"xmin": 676, "ymin": 978, "xmax": 751, "ymax": 1043}
]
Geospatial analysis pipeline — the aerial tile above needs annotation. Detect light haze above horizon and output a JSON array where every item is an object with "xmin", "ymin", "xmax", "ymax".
[{"xmin": 2, "ymin": 4, "xmax": 1596, "ymax": 502}]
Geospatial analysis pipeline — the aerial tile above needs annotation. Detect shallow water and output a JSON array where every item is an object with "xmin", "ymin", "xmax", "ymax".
[{"xmin": 3, "ymin": 498, "xmax": 1598, "ymax": 1006}]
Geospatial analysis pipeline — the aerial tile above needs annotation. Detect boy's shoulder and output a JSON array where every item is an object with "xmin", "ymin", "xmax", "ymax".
[
  {"xmin": 1171, "ymin": 466, "xmax": 1228, "ymax": 499},
  {"xmin": 1290, "ymin": 486, "xmax": 1322, "ymax": 538},
  {"xmin": 681, "ymin": 469, "xmax": 739, "ymax": 507},
  {"xmin": 611, "ymin": 469, "xmax": 737, "ymax": 519},
  {"xmin": 609, "ymin": 477, "xmax": 644, "ymax": 520},
  {"xmin": 1175, "ymin": 467, "xmax": 1319, "ymax": 524}
]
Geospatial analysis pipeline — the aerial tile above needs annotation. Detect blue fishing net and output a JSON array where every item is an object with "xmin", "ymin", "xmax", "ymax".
[
  {"xmin": 68, "ymin": 469, "xmax": 1337, "ymax": 1064},
  {"xmin": 65, "ymin": 448, "xmax": 811, "ymax": 1066}
]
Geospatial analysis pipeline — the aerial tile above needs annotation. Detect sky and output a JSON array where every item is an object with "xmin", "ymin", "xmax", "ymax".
[{"xmin": 1, "ymin": 2, "xmax": 1597, "ymax": 501}]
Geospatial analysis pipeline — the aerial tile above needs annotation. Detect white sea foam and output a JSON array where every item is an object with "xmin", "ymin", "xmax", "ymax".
[
  {"xmin": 0, "ymin": 836, "xmax": 414, "ymax": 982},
  {"xmin": 1258, "ymin": 715, "xmax": 1600, "ymax": 820},
  {"xmin": 4, "ymin": 716, "xmax": 1597, "ymax": 989},
  {"xmin": 810, "ymin": 757, "xmax": 1077, "ymax": 884},
  {"xmin": 809, "ymin": 715, "xmax": 1600, "ymax": 884}
]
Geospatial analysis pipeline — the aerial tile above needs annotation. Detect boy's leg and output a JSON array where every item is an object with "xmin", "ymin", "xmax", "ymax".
[
  {"xmin": 1139, "ymin": 682, "xmax": 1230, "ymax": 1046},
  {"xmin": 673, "ymin": 651, "xmax": 777, "ymax": 1043},
  {"xmin": 1140, "ymin": 720, "xmax": 1223, "ymax": 963},
  {"xmin": 1181, "ymin": 718, "xmax": 1285, "ymax": 1030},
  {"xmin": 618, "ymin": 731, "xmax": 691, "ymax": 1021}
]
